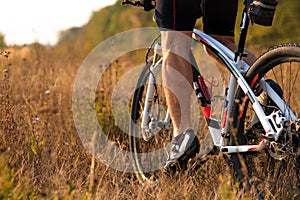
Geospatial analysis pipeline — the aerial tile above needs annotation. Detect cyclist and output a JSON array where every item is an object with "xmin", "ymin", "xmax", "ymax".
[{"xmin": 153, "ymin": 0, "xmax": 257, "ymax": 172}]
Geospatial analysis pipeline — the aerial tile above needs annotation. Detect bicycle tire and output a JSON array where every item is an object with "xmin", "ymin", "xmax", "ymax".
[{"xmin": 233, "ymin": 43, "xmax": 300, "ymax": 198}]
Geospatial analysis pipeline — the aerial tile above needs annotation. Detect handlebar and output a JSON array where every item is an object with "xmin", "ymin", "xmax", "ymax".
[
  {"xmin": 122, "ymin": 0, "xmax": 155, "ymax": 11},
  {"xmin": 122, "ymin": 0, "xmax": 143, "ymax": 7}
]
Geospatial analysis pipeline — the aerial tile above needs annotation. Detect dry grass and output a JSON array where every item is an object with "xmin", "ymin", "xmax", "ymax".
[{"xmin": 0, "ymin": 44, "xmax": 299, "ymax": 200}]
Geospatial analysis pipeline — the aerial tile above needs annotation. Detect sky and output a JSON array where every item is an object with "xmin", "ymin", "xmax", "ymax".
[{"xmin": 0, "ymin": 0, "xmax": 117, "ymax": 45}]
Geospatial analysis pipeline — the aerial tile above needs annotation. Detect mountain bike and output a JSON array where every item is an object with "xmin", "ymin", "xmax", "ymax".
[{"xmin": 124, "ymin": 0, "xmax": 300, "ymax": 198}]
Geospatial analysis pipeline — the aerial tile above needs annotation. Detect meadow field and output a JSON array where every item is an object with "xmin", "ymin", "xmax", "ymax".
[
  {"xmin": 0, "ymin": 42, "xmax": 238, "ymax": 200},
  {"xmin": 0, "ymin": 41, "xmax": 300, "ymax": 200},
  {"xmin": 2, "ymin": 0, "xmax": 300, "ymax": 199}
]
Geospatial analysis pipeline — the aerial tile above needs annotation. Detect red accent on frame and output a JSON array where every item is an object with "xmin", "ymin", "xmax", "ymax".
[
  {"xmin": 202, "ymin": 106, "xmax": 211, "ymax": 119},
  {"xmin": 192, "ymin": 31, "xmax": 212, "ymax": 50},
  {"xmin": 250, "ymin": 74, "xmax": 259, "ymax": 89},
  {"xmin": 222, "ymin": 109, "xmax": 228, "ymax": 128},
  {"xmin": 240, "ymin": 74, "xmax": 259, "ymax": 118},
  {"xmin": 239, "ymin": 95, "xmax": 249, "ymax": 118},
  {"xmin": 249, "ymin": 139, "xmax": 266, "ymax": 151}
]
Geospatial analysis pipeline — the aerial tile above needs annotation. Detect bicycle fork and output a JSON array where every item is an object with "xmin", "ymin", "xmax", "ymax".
[{"xmin": 141, "ymin": 44, "xmax": 172, "ymax": 140}]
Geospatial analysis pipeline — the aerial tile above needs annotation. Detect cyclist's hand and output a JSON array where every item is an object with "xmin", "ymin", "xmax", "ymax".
[{"xmin": 140, "ymin": 0, "xmax": 155, "ymax": 11}]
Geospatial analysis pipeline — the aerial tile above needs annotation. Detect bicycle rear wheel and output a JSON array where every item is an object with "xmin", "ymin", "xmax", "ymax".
[
  {"xmin": 129, "ymin": 58, "xmax": 172, "ymax": 182},
  {"xmin": 233, "ymin": 43, "xmax": 300, "ymax": 198}
]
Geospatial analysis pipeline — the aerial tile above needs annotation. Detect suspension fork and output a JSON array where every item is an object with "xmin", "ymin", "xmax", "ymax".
[
  {"xmin": 141, "ymin": 42, "xmax": 172, "ymax": 133},
  {"xmin": 141, "ymin": 44, "xmax": 163, "ymax": 131}
]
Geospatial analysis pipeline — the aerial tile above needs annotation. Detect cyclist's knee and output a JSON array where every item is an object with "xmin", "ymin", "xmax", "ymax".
[{"xmin": 161, "ymin": 31, "xmax": 193, "ymax": 60}]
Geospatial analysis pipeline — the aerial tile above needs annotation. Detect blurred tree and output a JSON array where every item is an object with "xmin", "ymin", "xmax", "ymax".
[
  {"xmin": 57, "ymin": 1, "xmax": 154, "ymax": 54},
  {"xmin": 0, "ymin": 33, "xmax": 6, "ymax": 47}
]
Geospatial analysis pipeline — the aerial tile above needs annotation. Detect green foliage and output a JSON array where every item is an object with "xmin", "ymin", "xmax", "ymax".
[
  {"xmin": 0, "ymin": 33, "xmax": 5, "ymax": 47},
  {"xmin": 57, "ymin": 0, "xmax": 300, "ymax": 55},
  {"xmin": 0, "ymin": 155, "xmax": 14, "ymax": 199},
  {"xmin": 239, "ymin": 0, "xmax": 300, "ymax": 51},
  {"xmin": 0, "ymin": 155, "xmax": 33, "ymax": 200}
]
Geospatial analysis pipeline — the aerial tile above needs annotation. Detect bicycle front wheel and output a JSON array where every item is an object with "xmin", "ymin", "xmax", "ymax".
[
  {"xmin": 129, "ymin": 59, "xmax": 172, "ymax": 182},
  {"xmin": 234, "ymin": 43, "xmax": 300, "ymax": 198}
]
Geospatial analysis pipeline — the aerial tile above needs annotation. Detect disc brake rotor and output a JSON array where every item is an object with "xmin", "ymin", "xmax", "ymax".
[{"xmin": 267, "ymin": 120, "xmax": 300, "ymax": 160}]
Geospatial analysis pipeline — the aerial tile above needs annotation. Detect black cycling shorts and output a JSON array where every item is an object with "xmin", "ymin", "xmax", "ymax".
[{"xmin": 155, "ymin": 0, "xmax": 238, "ymax": 36}]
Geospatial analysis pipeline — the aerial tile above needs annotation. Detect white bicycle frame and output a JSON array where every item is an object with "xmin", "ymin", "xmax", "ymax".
[{"xmin": 141, "ymin": 28, "xmax": 298, "ymax": 154}]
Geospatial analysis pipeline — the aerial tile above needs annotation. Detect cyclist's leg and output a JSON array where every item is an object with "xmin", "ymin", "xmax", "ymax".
[
  {"xmin": 160, "ymin": 31, "xmax": 194, "ymax": 135},
  {"xmin": 202, "ymin": 0, "xmax": 256, "ymax": 66},
  {"xmin": 155, "ymin": 0, "xmax": 201, "ymax": 170},
  {"xmin": 155, "ymin": 0, "xmax": 201, "ymax": 136}
]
